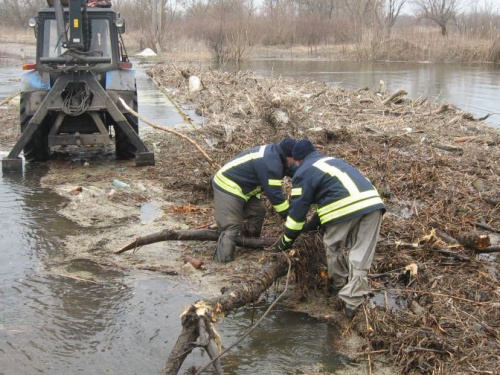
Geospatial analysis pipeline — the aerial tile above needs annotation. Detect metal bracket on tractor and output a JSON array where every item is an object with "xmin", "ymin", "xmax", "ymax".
[{"xmin": 2, "ymin": 72, "xmax": 155, "ymax": 172}]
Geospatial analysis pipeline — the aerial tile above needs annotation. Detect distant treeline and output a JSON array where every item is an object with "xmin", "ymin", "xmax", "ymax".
[{"xmin": 1, "ymin": 0, "xmax": 499, "ymax": 63}]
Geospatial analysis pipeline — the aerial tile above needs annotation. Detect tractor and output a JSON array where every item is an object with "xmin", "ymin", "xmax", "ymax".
[{"xmin": 2, "ymin": 0, "xmax": 154, "ymax": 171}]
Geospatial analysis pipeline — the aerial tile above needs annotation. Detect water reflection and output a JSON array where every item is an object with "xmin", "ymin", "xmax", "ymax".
[
  {"xmin": 0, "ymin": 163, "xmax": 182, "ymax": 374},
  {"xmin": 188, "ymin": 307, "xmax": 347, "ymax": 375},
  {"xmin": 134, "ymin": 62, "xmax": 185, "ymax": 128}
]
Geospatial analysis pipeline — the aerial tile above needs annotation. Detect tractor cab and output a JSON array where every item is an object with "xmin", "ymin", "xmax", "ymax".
[{"xmin": 32, "ymin": 1, "xmax": 127, "ymax": 74}]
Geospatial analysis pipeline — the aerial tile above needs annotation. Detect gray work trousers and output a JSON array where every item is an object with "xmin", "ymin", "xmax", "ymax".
[
  {"xmin": 213, "ymin": 188, "xmax": 266, "ymax": 263},
  {"xmin": 323, "ymin": 209, "xmax": 383, "ymax": 309}
]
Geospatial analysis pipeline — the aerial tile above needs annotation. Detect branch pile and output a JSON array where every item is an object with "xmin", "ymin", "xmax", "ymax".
[{"xmin": 145, "ymin": 63, "xmax": 500, "ymax": 374}]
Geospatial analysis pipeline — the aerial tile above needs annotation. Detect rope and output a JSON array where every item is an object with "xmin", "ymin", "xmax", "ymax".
[
  {"xmin": 62, "ymin": 83, "xmax": 92, "ymax": 116},
  {"xmin": 194, "ymin": 254, "xmax": 293, "ymax": 375}
]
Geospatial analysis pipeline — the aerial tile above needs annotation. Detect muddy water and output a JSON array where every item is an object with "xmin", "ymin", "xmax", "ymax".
[
  {"xmin": 134, "ymin": 63, "xmax": 185, "ymax": 128},
  {"xmin": 0, "ymin": 163, "xmax": 182, "ymax": 374}
]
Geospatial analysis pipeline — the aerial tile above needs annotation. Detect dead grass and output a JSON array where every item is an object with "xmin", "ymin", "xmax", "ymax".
[
  {"xmin": 358, "ymin": 28, "xmax": 500, "ymax": 63},
  {"xmin": 0, "ymin": 102, "xmax": 20, "ymax": 146},
  {"xmin": 0, "ymin": 26, "xmax": 35, "ymax": 45}
]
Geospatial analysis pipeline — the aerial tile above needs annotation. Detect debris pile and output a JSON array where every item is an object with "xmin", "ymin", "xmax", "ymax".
[{"xmin": 147, "ymin": 63, "xmax": 500, "ymax": 374}]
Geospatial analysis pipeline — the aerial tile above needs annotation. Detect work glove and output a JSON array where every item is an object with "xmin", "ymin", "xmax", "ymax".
[
  {"xmin": 273, "ymin": 235, "xmax": 294, "ymax": 253},
  {"xmin": 303, "ymin": 213, "xmax": 321, "ymax": 232},
  {"xmin": 285, "ymin": 163, "xmax": 298, "ymax": 178}
]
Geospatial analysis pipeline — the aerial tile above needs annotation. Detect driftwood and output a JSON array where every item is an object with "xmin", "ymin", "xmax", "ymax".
[
  {"xmin": 118, "ymin": 97, "xmax": 220, "ymax": 171},
  {"xmin": 471, "ymin": 221, "xmax": 500, "ymax": 234},
  {"xmin": 0, "ymin": 91, "xmax": 20, "ymax": 107},
  {"xmin": 475, "ymin": 246, "xmax": 500, "ymax": 254},
  {"xmin": 162, "ymin": 256, "xmax": 290, "ymax": 375},
  {"xmin": 115, "ymin": 229, "xmax": 277, "ymax": 254},
  {"xmin": 382, "ymin": 89, "xmax": 407, "ymax": 105},
  {"xmin": 432, "ymin": 142, "xmax": 463, "ymax": 153},
  {"xmin": 430, "ymin": 249, "xmax": 471, "ymax": 262}
]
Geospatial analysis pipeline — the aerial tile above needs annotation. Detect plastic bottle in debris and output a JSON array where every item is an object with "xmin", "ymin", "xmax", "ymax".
[{"xmin": 113, "ymin": 179, "xmax": 130, "ymax": 189}]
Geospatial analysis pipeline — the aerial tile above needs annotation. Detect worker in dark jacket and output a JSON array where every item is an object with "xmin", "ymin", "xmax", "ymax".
[
  {"xmin": 275, "ymin": 139, "xmax": 385, "ymax": 319},
  {"xmin": 212, "ymin": 138, "xmax": 297, "ymax": 263}
]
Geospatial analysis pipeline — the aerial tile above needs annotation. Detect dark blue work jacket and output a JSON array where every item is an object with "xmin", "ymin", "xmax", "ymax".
[
  {"xmin": 212, "ymin": 144, "xmax": 290, "ymax": 214},
  {"xmin": 283, "ymin": 151, "xmax": 385, "ymax": 241}
]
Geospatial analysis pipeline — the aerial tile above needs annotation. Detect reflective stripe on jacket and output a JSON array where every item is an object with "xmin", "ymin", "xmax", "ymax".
[
  {"xmin": 212, "ymin": 144, "xmax": 290, "ymax": 213},
  {"xmin": 284, "ymin": 151, "xmax": 385, "ymax": 240}
]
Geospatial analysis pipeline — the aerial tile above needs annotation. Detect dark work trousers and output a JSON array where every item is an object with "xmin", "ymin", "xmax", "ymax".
[
  {"xmin": 323, "ymin": 209, "xmax": 383, "ymax": 309},
  {"xmin": 213, "ymin": 188, "xmax": 266, "ymax": 263}
]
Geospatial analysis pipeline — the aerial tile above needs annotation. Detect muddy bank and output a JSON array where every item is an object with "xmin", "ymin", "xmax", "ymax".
[{"xmin": 1, "ymin": 61, "xmax": 499, "ymax": 374}]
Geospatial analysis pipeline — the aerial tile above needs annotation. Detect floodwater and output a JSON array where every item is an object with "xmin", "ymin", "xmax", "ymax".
[{"xmin": 1, "ymin": 57, "xmax": 499, "ymax": 374}]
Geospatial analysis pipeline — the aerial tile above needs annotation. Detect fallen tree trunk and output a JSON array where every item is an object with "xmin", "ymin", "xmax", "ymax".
[
  {"xmin": 162, "ymin": 256, "xmax": 290, "ymax": 375},
  {"xmin": 116, "ymin": 229, "xmax": 277, "ymax": 254},
  {"xmin": 382, "ymin": 89, "xmax": 407, "ymax": 105}
]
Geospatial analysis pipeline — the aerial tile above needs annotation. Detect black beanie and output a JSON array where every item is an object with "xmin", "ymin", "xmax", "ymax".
[
  {"xmin": 279, "ymin": 137, "xmax": 297, "ymax": 157},
  {"xmin": 292, "ymin": 139, "xmax": 316, "ymax": 160}
]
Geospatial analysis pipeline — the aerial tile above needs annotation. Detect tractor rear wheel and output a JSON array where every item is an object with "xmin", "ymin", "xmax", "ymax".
[
  {"xmin": 115, "ymin": 90, "xmax": 138, "ymax": 159},
  {"xmin": 20, "ymin": 94, "xmax": 50, "ymax": 162}
]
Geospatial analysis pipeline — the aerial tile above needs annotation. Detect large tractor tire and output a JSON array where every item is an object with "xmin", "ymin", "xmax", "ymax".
[
  {"xmin": 115, "ymin": 89, "xmax": 138, "ymax": 160},
  {"xmin": 20, "ymin": 94, "xmax": 50, "ymax": 162}
]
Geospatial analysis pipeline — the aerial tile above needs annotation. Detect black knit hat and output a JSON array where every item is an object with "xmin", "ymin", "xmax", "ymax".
[
  {"xmin": 279, "ymin": 137, "xmax": 297, "ymax": 157},
  {"xmin": 292, "ymin": 139, "xmax": 316, "ymax": 160}
]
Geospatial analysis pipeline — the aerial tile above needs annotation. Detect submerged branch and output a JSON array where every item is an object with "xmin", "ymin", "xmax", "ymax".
[{"xmin": 116, "ymin": 229, "xmax": 277, "ymax": 254}]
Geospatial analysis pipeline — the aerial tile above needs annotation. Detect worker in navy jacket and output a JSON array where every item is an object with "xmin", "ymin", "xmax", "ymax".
[
  {"xmin": 212, "ymin": 138, "xmax": 297, "ymax": 263},
  {"xmin": 275, "ymin": 139, "xmax": 385, "ymax": 319}
]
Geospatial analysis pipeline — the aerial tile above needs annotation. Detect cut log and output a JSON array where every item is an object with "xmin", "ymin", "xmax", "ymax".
[
  {"xmin": 162, "ymin": 256, "xmax": 289, "ymax": 375},
  {"xmin": 115, "ymin": 229, "xmax": 278, "ymax": 254},
  {"xmin": 455, "ymin": 231, "xmax": 491, "ymax": 250}
]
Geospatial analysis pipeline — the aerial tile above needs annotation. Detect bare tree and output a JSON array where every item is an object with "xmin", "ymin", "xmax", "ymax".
[
  {"xmin": 260, "ymin": 0, "xmax": 297, "ymax": 45},
  {"xmin": 293, "ymin": 0, "xmax": 340, "ymax": 21},
  {"xmin": 340, "ymin": 0, "xmax": 378, "ymax": 42},
  {"xmin": 196, "ymin": 0, "xmax": 258, "ymax": 62},
  {"xmin": 0, "ymin": 0, "xmax": 46, "ymax": 27},
  {"xmin": 384, "ymin": 0, "xmax": 407, "ymax": 30},
  {"xmin": 412, "ymin": 0, "xmax": 463, "ymax": 36},
  {"xmin": 454, "ymin": 0, "xmax": 500, "ymax": 39}
]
